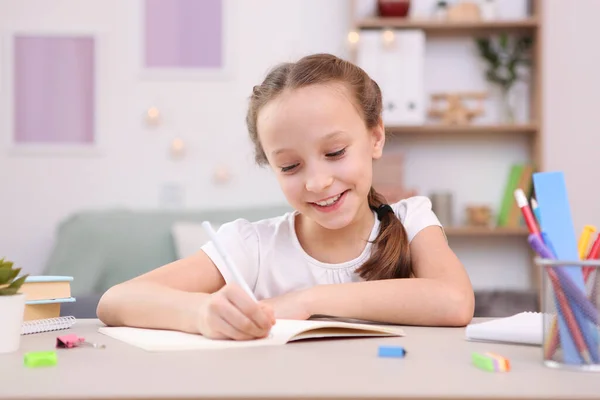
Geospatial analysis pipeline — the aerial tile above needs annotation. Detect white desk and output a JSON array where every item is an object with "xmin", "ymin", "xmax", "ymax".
[{"xmin": 0, "ymin": 319, "xmax": 599, "ymax": 399}]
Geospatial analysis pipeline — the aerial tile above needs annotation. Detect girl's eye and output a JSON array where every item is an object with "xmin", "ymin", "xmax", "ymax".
[
  {"xmin": 326, "ymin": 148, "xmax": 346, "ymax": 158},
  {"xmin": 281, "ymin": 163, "xmax": 299, "ymax": 173}
]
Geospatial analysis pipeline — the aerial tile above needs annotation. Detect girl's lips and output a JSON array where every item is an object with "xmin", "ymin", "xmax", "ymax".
[{"xmin": 309, "ymin": 190, "xmax": 348, "ymax": 213}]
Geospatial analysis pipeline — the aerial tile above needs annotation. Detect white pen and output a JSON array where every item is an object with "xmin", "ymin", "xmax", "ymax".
[{"xmin": 201, "ymin": 221, "xmax": 258, "ymax": 302}]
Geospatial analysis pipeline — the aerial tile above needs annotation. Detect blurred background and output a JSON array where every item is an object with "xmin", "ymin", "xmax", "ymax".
[{"xmin": 1, "ymin": 0, "xmax": 599, "ymax": 318}]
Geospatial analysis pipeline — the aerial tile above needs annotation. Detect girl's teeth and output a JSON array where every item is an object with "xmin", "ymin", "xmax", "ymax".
[{"xmin": 316, "ymin": 193, "xmax": 341, "ymax": 206}]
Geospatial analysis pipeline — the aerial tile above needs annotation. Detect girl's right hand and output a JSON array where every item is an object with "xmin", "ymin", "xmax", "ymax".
[{"xmin": 198, "ymin": 284, "xmax": 275, "ymax": 340}]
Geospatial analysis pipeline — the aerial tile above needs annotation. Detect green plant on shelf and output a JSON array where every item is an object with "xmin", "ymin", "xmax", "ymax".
[{"xmin": 476, "ymin": 33, "xmax": 533, "ymax": 123}]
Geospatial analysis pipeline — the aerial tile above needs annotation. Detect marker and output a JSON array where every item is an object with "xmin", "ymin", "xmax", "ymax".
[
  {"xmin": 584, "ymin": 232, "xmax": 600, "ymax": 281},
  {"xmin": 528, "ymin": 234, "xmax": 596, "ymax": 363},
  {"xmin": 201, "ymin": 221, "xmax": 257, "ymax": 302},
  {"xmin": 514, "ymin": 189, "xmax": 540, "ymax": 237},
  {"xmin": 586, "ymin": 233, "xmax": 600, "ymax": 260},
  {"xmin": 528, "ymin": 234, "xmax": 598, "ymax": 324},
  {"xmin": 578, "ymin": 225, "xmax": 596, "ymax": 260},
  {"xmin": 541, "ymin": 231, "xmax": 557, "ymax": 256},
  {"xmin": 585, "ymin": 233, "xmax": 600, "ymax": 311},
  {"xmin": 531, "ymin": 198, "xmax": 541, "ymax": 225}
]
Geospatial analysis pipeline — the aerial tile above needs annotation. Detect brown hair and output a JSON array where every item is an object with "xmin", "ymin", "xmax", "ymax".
[{"xmin": 246, "ymin": 53, "xmax": 412, "ymax": 280}]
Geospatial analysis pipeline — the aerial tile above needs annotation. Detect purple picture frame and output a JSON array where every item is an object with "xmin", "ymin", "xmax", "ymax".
[
  {"xmin": 12, "ymin": 35, "xmax": 95, "ymax": 146},
  {"xmin": 136, "ymin": 0, "xmax": 231, "ymax": 79},
  {"xmin": 144, "ymin": 0, "xmax": 222, "ymax": 69}
]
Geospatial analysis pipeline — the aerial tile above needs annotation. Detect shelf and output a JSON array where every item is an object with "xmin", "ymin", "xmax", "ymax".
[
  {"xmin": 386, "ymin": 123, "xmax": 538, "ymax": 136},
  {"xmin": 355, "ymin": 18, "xmax": 539, "ymax": 35},
  {"xmin": 444, "ymin": 226, "xmax": 530, "ymax": 237}
]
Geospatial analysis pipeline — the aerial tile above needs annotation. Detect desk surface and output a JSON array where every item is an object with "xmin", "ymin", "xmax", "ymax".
[{"xmin": 1, "ymin": 318, "xmax": 599, "ymax": 400}]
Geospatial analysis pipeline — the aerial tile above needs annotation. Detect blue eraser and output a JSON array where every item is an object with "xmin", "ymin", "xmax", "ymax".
[{"xmin": 378, "ymin": 345, "xmax": 406, "ymax": 358}]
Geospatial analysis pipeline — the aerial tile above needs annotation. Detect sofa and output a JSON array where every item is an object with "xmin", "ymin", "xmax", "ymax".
[
  {"xmin": 43, "ymin": 205, "xmax": 538, "ymax": 319},
  {"xmin": 43, "ymin": 204, "xmax": 292, "ymax": 318}
]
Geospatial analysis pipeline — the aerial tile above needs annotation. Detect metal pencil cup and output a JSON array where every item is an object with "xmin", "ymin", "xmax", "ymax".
[{"xmin": 536, "ymin": 257, "xmax": 600, "ymax": 371}]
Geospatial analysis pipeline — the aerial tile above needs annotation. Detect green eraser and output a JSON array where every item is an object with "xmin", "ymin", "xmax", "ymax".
[
  {"xmin": 471, "ymin": 352, "xmax": 495, "ymax": 372},
  {"xmin": 24, "ymin": 351, "xmax": 57, "ymax": 368}
]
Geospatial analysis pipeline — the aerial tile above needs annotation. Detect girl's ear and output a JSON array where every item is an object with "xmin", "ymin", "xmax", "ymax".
[{"xmin": 371, "ymin": 117, "xmax": 386, "ymax": 160}]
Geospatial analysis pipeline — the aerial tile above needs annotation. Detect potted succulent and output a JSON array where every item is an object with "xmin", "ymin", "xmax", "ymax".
[{"xmin": 0, "ymin": 258, "xmax": 28, "ymax": 353}]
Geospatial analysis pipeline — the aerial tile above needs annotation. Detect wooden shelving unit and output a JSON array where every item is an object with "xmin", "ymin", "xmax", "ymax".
[
  {"xmin": 386, "ymin": 123, "xmax": 539, "ymax": 136},
  {"xmin": 349, "ymin": 1, "xmax": 544, "ymax": 291},
  {"xmin": 445, "ymin": 226, "xmax": 529, "ymax": 237},
  {"xmin": 356, "ymin": 17, "xmax": 539, "ymax": 35}
]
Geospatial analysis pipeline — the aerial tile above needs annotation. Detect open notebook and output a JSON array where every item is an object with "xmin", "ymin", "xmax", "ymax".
[
  {"xmin": 465, "ymin": 312, "xmax": 543, "ymax": 346},
  {"xmin": 98, "ymin": 318, "xmax": 405, "ymax": 352}
]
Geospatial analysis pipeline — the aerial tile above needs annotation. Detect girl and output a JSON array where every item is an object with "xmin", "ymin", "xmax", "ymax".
[{"xmin": 97, "ymin": 53, "xmax": 474, "ymax": 341}]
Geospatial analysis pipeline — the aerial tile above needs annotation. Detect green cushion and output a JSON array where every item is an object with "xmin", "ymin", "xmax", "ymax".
[{"xmin": 44, "ymin": 206, "xmax": 292, "ymax": 296}]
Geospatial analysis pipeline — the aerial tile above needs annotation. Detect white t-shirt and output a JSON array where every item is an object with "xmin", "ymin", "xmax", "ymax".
[{"xmin": 201, "ymin": 196, "xmax": 442, "ymax": 300}]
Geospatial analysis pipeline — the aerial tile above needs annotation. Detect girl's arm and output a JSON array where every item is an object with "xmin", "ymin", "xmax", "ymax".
[
  {"xmin": 96, "ymin": 251, "xmax": 274, "ymax": 338},
  {"xmin": 301, "ymin": 226, "xmax": 475, "ymax": 326},
  {"xmin": 96, "ymin": 251, "xmax": 223, "ymax": 332}
]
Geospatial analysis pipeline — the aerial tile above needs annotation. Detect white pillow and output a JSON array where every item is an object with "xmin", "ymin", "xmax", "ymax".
[{"xmin": 171, "ymin": 222, "xmax": 220, "ymax": 259}]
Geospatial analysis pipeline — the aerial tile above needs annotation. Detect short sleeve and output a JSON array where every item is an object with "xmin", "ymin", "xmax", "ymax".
[
  {"xmin": 392, "ymin": 196, "xmax": 443, "ymax": 242},
  {"xmin": 200, "ymin": 219, "xmax": 260, "ymax": 292}
]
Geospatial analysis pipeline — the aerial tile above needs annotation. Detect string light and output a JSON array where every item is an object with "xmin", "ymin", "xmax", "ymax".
[
  {"xmin": 347, "ymin": 29, "xmax": 397, "ymax": 50},
  {"xmin": 169, "ymin": 138, "xmax": 185, "ymax": 159},
  {"xmin": 213, "ymin": 166, "xmax": 231, "ymax": 183},
  {"xmin": 382, "ymin": 29, "xmax": 395, "ymax": 47},
  {"xmin": 146, "ymin": 106, "xmax": 161, "ymax": 126}
]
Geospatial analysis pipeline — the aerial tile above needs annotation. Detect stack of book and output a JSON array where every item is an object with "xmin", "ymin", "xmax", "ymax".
[{"xmin": 19, "ymin": 276, "xmax": 76, "ymax": 334}]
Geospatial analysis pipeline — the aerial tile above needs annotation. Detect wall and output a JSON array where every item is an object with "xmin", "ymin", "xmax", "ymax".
[
  {"xmin": 0, "ymin": 0, "xmax": 349, "ymax": 275},
  {"xmin": 542, "ymin": 0, "xmax": 600, "ymax": 235},
  {"xmin": 1, "ymin": 0, "xmax": 598, "ymax": 293}
]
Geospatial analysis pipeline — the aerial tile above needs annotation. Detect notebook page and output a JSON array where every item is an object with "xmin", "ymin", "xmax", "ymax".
[
  {"xmin": 99, "ymin": 321, "xmax": 293, "ymax": 352},
  {"xmin": 99, "ymin": 319, "xmax": 404, "ymax": 352},
  {"xmin": 465, "ymin": 312, "xmax": 543, "ymax": 346}
]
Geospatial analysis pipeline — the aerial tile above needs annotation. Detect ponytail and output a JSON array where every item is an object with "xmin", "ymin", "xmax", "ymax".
[{"xmin": 356, "ymin": 188, "xmax": 412, "ymax": 281}]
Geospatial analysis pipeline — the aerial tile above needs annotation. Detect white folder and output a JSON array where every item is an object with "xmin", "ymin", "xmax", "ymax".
[{"xmin": 356, "ymin": 29, "xmax": 426, "ymax": 125}]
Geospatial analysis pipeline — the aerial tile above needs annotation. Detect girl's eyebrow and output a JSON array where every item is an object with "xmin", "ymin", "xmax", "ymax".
[
  {"xmin": 272, "ymin": 130, "xmax": 348, "ymax": 157},
  {"xmin": 321, "ymin": 130, "xmax": 347, "ymax": 141}
]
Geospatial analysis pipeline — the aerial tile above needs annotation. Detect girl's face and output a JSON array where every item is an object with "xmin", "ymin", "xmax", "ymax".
[{"xmin": 257, "ymin": 82, "xmax": 385, "ymax": 230}]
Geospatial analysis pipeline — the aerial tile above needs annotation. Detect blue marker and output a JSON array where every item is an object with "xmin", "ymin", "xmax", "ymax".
[{"xmin": 531, "ymin": 198, "xmax": 542, "ymax": 225}]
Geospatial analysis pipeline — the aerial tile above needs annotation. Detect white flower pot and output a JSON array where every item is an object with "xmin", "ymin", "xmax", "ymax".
[{"xmin": 0, "ymin": 293, "xmax": 25, "ymax": 354}]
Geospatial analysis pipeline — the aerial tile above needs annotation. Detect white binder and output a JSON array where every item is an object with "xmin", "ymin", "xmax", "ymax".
[{"xmin": 356, "ymin": 29, "xmax": 426, "ymax": 125}]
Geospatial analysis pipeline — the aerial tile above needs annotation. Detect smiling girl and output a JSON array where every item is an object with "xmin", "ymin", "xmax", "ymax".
[{"xmin": 97, "ymin": 53, "xmax": 475, "ymax": 340}]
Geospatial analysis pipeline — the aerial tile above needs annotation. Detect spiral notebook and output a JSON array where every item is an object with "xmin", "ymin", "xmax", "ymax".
[
  {"xmin": 465, "ymin": 312, "xmax": 543, "ymax": 346},
  {"xmin": 21, "ymin": 316, "xmax": 76, "ymax": 335}
]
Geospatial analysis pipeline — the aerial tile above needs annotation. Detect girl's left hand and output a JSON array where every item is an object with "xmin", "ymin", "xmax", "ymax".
[{"xmin": 260, "ymin": 289, "xmax": 312, "ymax": 320}]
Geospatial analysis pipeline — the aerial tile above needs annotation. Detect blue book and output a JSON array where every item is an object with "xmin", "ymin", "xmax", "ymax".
[
  {"xmin": 26, "ymin": 297, "xmax": 76, "ymax": 305},
  {"xmin": 24, "ymin": 276, "xmax": 73, "ymax": 283}
]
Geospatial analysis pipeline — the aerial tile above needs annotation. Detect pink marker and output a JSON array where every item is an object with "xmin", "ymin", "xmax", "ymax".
[{"xmin": 514, "ymin": 189, "xmax": 541, "ymax": 237}]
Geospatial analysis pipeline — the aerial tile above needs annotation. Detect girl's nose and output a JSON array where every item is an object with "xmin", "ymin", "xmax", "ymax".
[{"xmin": 305, "ymin": 171, "xmax": 334, "ymax": 193}]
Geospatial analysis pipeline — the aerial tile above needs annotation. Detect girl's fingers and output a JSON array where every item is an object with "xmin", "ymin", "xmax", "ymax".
[
  {"xmin": 219, "ymin": 296, "xmax": 268, "ymax": 338},
  {"xmin": 260, "ymin": 303, "xmax": 276, "ymax": 325},
  {"xmin": 226, "ymin": 285, "xmax": 274, "ymax": 331},
  {"xmin": 211, "ymin": 314, "xmax": 255, "ymax": 341}
]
